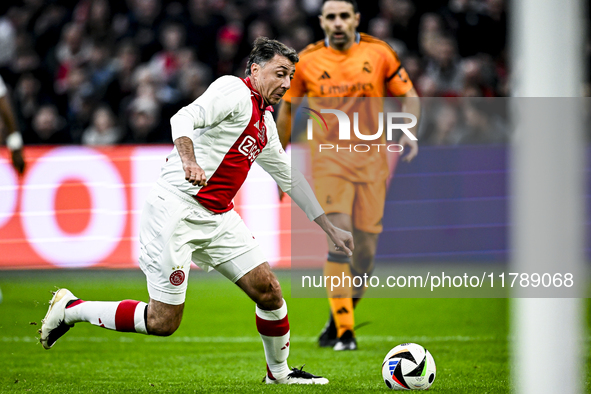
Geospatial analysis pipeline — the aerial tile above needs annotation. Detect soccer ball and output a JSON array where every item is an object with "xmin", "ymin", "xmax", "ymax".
[{"xmin": 381, "ymin": 343, "xmax": 436, "ymax": 390}]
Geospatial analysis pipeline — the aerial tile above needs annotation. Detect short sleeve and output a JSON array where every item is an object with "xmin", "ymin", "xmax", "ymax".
[{"xmin": 384, "ymin": 49, "xmax": 413, "ymax": 97}]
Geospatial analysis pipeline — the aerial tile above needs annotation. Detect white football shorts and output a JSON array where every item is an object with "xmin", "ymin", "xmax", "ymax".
[{"xmin": 138, "ymin": 179, "xmax": 267, "ymax": 305}]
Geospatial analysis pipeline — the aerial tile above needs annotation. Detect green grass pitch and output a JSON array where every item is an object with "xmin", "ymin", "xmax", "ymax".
[{"xmin": 0, "ymin": 270, "xmax": 588, "ymax": 393}]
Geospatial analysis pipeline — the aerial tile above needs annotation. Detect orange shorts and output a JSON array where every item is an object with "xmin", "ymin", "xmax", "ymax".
[{"xmin": 313, "ymin": 176, "xmax": 387, "ymax": 234}]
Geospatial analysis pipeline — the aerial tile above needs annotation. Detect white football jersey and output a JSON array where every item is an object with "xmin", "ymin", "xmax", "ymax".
[{"xmin": 161, "ymin": 75, "xmax": 323, "ymax": 220}]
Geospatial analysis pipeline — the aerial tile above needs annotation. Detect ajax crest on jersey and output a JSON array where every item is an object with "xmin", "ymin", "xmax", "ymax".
[{"xmin": 381, "ymin": 343, "xmax": 436, "ymax": 390}]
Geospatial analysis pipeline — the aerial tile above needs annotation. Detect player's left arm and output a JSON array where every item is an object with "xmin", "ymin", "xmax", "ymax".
[
  {"xmin": 385, "ymin": 49, "xmax": 421, "ymax": 163},
  {"xmin": 256, "ymin": 117, "xmax": 321, "ymax": 219},
  {"xmin": 398, "ymin": 86, "xmax": 420, "ymax": 163},
  {"xmin": 256, "ymin": 117, "xmax": 354, "ymax": 254}
]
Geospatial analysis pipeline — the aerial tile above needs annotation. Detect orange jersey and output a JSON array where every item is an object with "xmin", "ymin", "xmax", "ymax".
[{"xmin": 283, "ymin": 33, "xmax": 414, "ymax": 183}]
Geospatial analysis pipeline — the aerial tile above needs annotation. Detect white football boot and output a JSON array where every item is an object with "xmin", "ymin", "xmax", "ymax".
[
  {"xmin": 265, "ymin": 366, "xmax": 329, "ymax": 384},
  {"xmin": 40, "ymin": 289, "xmax": 78, "ymax": 349}
]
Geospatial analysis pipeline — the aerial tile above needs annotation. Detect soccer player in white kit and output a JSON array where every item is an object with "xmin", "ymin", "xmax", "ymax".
[{"xmin": 39, "ymin": 37, "xmax": 353, "ymax": 385}]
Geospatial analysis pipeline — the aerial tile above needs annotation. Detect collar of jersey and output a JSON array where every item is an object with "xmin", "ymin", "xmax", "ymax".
[{"xmin": 242, "ymin": 77, "xmax": 273, "ymax": 112}]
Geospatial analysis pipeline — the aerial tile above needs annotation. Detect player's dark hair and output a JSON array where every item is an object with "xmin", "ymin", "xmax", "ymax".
[
  {"xmin": 321, "ymin": 0, "xmax": 359, "ymax": 13},
  {"xmin": 245, "ymin": 37, "xmax": 299, "ymax": 76}
]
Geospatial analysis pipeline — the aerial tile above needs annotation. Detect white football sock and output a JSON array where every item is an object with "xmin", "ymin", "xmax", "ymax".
[
  {"xmin": 256, "ymin": 299, "xmax": 291, "ymax": 380},
  {"xmin": 65, "ymin": 299, "xmax": 148, "ymax": 334}
]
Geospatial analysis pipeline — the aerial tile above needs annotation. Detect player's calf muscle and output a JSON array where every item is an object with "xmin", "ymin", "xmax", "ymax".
[{"xmin": 146, "ymin": 300, "xmax": 184, "ymax": 336}]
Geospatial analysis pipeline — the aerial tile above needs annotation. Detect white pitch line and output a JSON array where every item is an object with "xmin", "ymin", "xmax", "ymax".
[{"xmin": 2, "ymin": 335, "xmax": 502, "ymax": 344}]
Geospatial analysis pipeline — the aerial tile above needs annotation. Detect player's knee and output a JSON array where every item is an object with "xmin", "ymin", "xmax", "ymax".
[{"xmin": 255, "ymin": 277, "xmax": 283, "ymax": 310}]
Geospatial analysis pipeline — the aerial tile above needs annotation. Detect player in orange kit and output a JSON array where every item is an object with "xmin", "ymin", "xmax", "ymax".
[{"xmin": 277, "ymin": 0, "xmax": 420, "ymax": 351}]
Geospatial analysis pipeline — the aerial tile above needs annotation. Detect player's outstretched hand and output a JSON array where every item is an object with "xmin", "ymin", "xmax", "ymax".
[
  {"xmin": 11, "ymin": 149, "xmax": 25, "ymax": 174},
  {"xmin": 314, "ymin": 214, "xmax": 354, "ymax": 256},
  {"xmin": 314, "ymin": 215, "xmax": 354, "ymax": 256},
  {"xmin": 183, "ymin": 162, "xmax": 207, "ymax": 186},
  {"xmin": 330, "ymin": 226, "xmax": 354, "ymax": 257},
  {"xmin": 399, "ymin": 134, "xmax": 418, "ymax": 163}
]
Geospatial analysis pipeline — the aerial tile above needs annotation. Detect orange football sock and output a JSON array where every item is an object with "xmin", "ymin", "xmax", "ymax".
[{"xmin": 324, "ymin": 260, "xmax": 354, "ymax": 338}]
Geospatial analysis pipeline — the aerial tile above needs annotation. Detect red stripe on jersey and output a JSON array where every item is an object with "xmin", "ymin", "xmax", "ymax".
[
  {"xmin": 115, "ymin": 300, "xmax": 140, "ymax": 332},
  {"xmin": 195, "ymin": 80, "xmax": 268, "ymax": 213},
  {"xmin": 256, "ymin": 314, "xmax": 290, "ymax": 337}
]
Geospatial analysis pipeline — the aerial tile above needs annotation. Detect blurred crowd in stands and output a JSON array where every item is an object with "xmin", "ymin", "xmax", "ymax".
[{"xmin": 0, "ymin": 0, "xmax": 510, "ymax": 146}]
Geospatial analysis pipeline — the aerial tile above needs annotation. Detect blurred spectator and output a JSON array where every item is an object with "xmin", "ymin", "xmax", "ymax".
[
  {"xmin": 418, "ymin": 13, "xmax": 444, "ymax": 59},
  {"xmin": 457, "ymin": 100, "xmax": 507, "ymax": 144},
  {"xmin": 10, "ymin": 46, "xmax": 42, "ymax": 76},
  {"xmin": 104, "ymin": 39, "xmax": 139, "ymax": 115},
  {"xmin": 443, "ymin": 0, "xmax": 506, "ymax": 58},
  {"xmin": 424, "ymin": 35, "xmax": 464, "ymax": 96},
  {"xmin": 15, "ymin": 73, "xmax": 49, "ymax": 139},
  {"xmin": 380, "ymin": 0, "xmax": 419, "ymax": 53},
  {"xmin": 82, "ymin": 105, "xmax": 121, "ymax": 145},
  {"xmin": 54, "ymin": 23, "xmax": 92, "ymax": 93},
  {"xmin": 88, "ymin": 41, "xmax": 116, "ymax": 95},
  {"xmin": 84, "ymin": 0, "xmax": 114, "ymax": 42},
  {"xmin": 290, "ymin": 26, "xmax": 315, "ymax": 52},
  {"xmin": 149, "ymin": 22, "xmax": 186, "ymax": 84},
  {"xmin": 274, "ymin": 0, "xmax": 306, "ymax": 36},
  {"xmin": 401, "ymin": 54, "xmax": 423, "ymax": 82},
  {"xmin": 126, "ymin": 0, "xmax": 164, "ymax": 62},
  {"xmin": 62, "ymin": 65, "xmax": 95, "ymax": 142},
  {"xmin": 240, "ymin": 19, "xmax": 273, "ymax": 59},
  {"xmin": 216, "ymin": 25, "xmax": 243, "ymax": 77},
  {"xmin": 369, "ymin": 17, "xmax": 406, "ymax": 56},
  {"xmin": 483, "ymin": 0, "xmax": 507, "ymax": 57},
  {"xmin": 31, "ymin": 3, "xmax": 68, "ymax": 62},
  {"xmin": 30, "ymin": 104, "xmax": 71, "ymax": 144},
  {"xmin": 461, "ymin": 56, "xmax": 496, "ymax": 97},
  {"xmin": 132, "ymin": 63, "xmax": 178, "ymax": 105},
  {"xmin": 423, "ymin": 103, "xmax": 462, "ymax": 145},
  {"xmin": 416, "ymin": 75, "xmax": 438, "ymax": 97},
  {"xmin": 123, "ymin": 96, "xmax": 163, "ymax": 143},
  {"xmin": 187, "ymin": 0, "xmax": 226, "ymax": 67},
  {"xmin": 176, "ymin": 64, "xmax": 211, "ymax": 102}
]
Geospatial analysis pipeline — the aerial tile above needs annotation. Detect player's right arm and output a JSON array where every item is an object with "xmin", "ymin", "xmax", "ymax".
[{"xmin": 174, "ymin": 137, "xmax": 206, "ymax": 186}]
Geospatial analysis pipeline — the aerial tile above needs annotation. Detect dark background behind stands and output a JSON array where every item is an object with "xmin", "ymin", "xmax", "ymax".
[{"xmin": 0, "ymin": 0, "xmax": 517, "ymax": 146}]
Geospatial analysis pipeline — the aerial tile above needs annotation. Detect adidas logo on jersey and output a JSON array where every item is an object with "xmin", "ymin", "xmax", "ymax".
[
  {"xmin": 318, "ymin": 71, "xmax": 331, "ymax": 80},
  {"xmin": 253, "ymin": 120, "xmax": 266, "ymax": 143}
]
